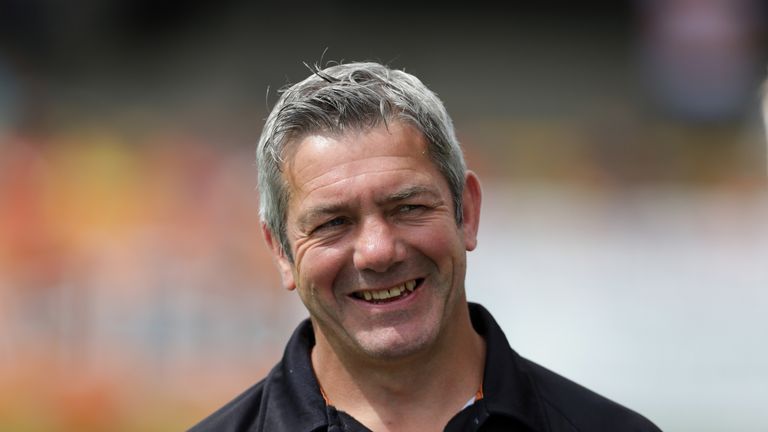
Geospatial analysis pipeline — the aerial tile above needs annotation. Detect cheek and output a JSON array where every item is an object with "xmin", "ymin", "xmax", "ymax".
[
  {"xmin": 296, "ymin": 244, "xmax": 350, "ymax": 293},
  {"xmin": 411, "ymin": 222, "xmax": 463, "ymax": 254}
]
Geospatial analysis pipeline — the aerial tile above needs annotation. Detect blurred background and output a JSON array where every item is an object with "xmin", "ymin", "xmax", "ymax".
[{"xmin": 1, "ymin": 1, "xmax": 767, "ymax": 430}]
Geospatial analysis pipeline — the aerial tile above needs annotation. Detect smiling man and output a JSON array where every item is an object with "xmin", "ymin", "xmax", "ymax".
[{"xmin": 189, "ymin": 62, "xmax": 662, "ymax": 432}]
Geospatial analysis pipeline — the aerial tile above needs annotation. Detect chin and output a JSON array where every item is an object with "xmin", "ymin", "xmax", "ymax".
[{"xmin": 354, "ymin": 326, "xmax": 437, "ymax": 360}]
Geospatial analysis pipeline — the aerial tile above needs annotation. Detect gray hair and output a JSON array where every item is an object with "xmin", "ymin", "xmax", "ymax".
[{"xmin": 257, "ymin": 61, "xmax": 467, "ymax": 260}]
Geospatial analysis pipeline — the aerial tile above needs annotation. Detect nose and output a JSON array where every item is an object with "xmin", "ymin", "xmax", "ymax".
[{"xmin": 353, "ymin": 216, "xmax": 404, "ymax": 273}]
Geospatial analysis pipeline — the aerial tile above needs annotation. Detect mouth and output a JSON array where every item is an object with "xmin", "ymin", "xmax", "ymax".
[{"xmin": 350, "ymin": 278, "xmax": 423, "ymax": 304}]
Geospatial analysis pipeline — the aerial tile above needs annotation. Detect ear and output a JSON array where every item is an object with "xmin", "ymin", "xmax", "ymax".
[
  {"xmin": 262, "ymin": 223, "xmax": 297, "ymax": 291},
  {"xmin": 461, "ymin": 171, "xmax": 482, "ymax": 251}
]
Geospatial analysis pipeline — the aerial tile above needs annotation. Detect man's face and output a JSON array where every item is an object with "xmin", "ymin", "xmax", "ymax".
[{"xmin": 265, "ymin": 122, "xmax": 481, "ymax": 361}]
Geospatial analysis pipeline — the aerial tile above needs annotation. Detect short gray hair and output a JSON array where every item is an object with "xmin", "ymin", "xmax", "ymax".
[{"xmin": 257, "ymin": 61, "xmax": 467, "ymax": 260}]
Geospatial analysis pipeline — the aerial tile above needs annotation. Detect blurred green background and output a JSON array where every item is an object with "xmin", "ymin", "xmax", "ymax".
[{"xmin": 1, "ymin": 1, "xmax": 767, "ymax": 431}]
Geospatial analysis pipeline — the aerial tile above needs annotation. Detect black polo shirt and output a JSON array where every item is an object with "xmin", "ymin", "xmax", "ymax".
[{"xmin": 189, "ymin": 303, "xmax": 662, "ymax": 431}]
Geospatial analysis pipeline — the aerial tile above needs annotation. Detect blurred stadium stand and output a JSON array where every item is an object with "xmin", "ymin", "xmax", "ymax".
[{"xmin": 1, "ymin": 1, "xmax": 767, "ymax": 430}]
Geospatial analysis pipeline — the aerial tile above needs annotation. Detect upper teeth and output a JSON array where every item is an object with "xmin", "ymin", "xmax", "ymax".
[{"xmin": 359, "ymin": 280, "xmax": 417, "ymax": 301}]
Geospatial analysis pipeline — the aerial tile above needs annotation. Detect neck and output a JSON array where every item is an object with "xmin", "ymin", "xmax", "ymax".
[{"xmin": 311, "ymin": 302, "xmax": 486, "ymax": 432}]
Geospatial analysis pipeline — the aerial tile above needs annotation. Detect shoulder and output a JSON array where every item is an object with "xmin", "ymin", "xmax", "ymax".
[
  {"xmin": 187, "ymin": 319, "xmax": 328, "ymax": 432},
  {"xmin": 187, "ymin": 378, "xmax": 266, "ymax": 432},
  {"xmin": 520, "ymin": 358, "xmax": 662, "ymax": 432}
]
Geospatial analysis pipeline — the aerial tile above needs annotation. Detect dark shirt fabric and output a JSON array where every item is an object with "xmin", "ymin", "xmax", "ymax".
[{"xmin": 189, "ymin": 303, "xmax": 662, "ymax": 432}]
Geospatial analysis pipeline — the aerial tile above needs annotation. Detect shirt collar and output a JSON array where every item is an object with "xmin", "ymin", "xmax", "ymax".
[
  {"xmin": 266, "ymin": 320, "xmax": 329, "ymax": 431},
  {"xmin": 468, "ymin": 302, "xmax": 549, "ymax": 431},
  {"xmin": 271, "ymin": 302, "xmax": 548, "ymax": 431}
]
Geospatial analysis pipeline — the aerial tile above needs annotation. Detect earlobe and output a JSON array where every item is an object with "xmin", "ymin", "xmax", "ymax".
[
  {"xmin": 461, "ymin": 171, "xmax": 482, "ymax": 251},
  {"xmin": 262, "ymin": 223, "xmax": 297, "ymax": 291}
]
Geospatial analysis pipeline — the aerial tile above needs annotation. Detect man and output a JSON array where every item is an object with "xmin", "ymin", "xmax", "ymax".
[{"xmin": 190, "ymin": 62, "xmax": 662, "ymax": 431}]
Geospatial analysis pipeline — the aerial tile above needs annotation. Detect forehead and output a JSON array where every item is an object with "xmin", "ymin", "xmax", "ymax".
[{"xmin": 284, "ymin": 122, "xmax": 441, "ymax": 195}]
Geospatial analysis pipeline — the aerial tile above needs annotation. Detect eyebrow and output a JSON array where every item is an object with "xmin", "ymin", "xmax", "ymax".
[{"xmin": 382, "ymin": 185, "xmax": 439, "ymax": 203}]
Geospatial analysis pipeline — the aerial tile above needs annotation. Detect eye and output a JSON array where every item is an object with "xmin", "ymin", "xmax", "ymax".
[
  {"xmin": 397, "ymin": 204, "xmax": 426, "ymax": 213},
  {"xmin": 313, "ymin": 217, "xmax": 346, "ymax": 233}
]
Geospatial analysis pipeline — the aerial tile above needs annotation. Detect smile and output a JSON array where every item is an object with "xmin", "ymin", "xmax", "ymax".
[{"xmin": 351, "ymin": 279, "xmax": 422, "ymax": 304}]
